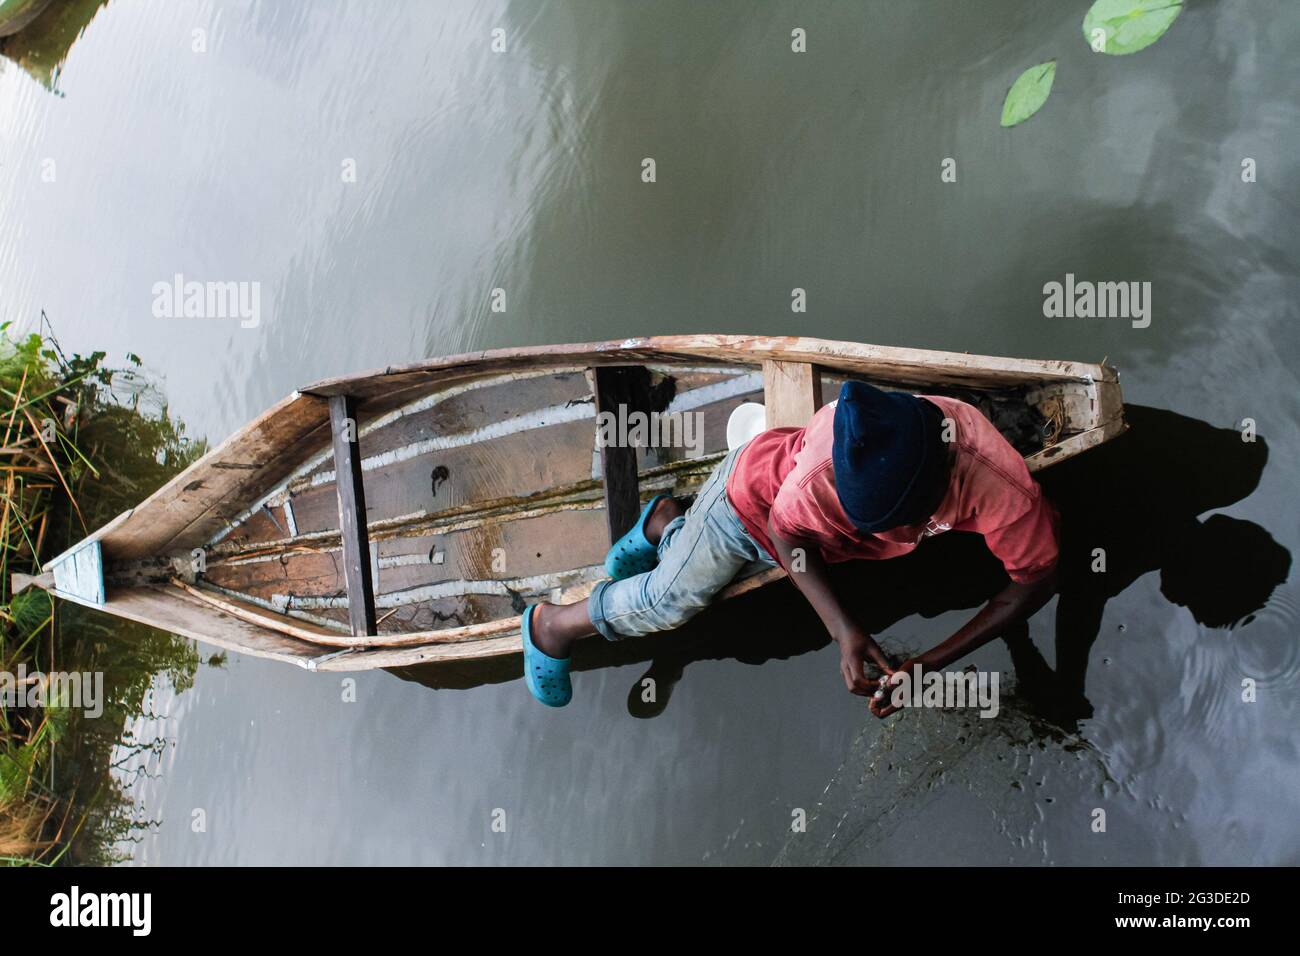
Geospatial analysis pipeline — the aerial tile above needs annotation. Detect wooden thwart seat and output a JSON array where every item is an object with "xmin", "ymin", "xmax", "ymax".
[
  {"xmin": 593, "ymin": 360, "xmax": 823, "ymax": 546},
  {"xmin": 328, "ymin": 394, "xmax": 377, "ymax": 636},
  {"xmin": 592, "ymin": 366, "xmax": 645, "ymax": 543},
  {"xmin": 763, "ymin": 359, "xmax": 822, "ymax": 429}
]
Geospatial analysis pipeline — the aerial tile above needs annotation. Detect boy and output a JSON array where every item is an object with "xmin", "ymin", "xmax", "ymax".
[{"xmin": 521, "ymin": 380, "xmax": 1060, "ymax": 713}]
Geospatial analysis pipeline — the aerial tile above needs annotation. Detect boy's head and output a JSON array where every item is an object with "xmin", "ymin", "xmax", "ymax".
[{"xmin": 832, "ymin": 381, "xmax": 949, "ymax": 533}]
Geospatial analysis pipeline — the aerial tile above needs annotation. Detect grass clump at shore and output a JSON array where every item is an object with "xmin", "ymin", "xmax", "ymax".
[{"xmin": 0, "ymin": 320, "xmax": 205, "ymax": 864}]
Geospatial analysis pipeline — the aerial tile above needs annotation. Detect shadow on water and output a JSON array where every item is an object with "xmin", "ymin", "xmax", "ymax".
[
  {"xmin": 771, "ymin": 405, "xmax": 1293, "ymax": 865},
  {"xmin": 394, "ymin": 404, "xmax": 1293, "ymax": 735},
  {"xmin": 1038, "ymin": 405, "xmax": 1291, "ymax": 725},
  {"xmin": 394, "ymin": 402, "xmax": 1293, "ymax": 863}
]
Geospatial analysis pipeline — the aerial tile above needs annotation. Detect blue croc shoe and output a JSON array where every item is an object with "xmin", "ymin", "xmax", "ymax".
[
  {"xmin": 522, "ymin": 605, "xmax": 572, "ymax": 707},
  {"xmin": 604, "ymin": 494, "xmax": 669, "ymax": 580}
]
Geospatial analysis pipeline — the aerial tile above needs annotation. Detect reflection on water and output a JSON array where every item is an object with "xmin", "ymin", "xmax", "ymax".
[
  {"xmin": 0, "ymin": 0, "xmax": 109, "ymax": 89},
  {"xmin": 0, "ymin": 0, "xmax": 1297, "ymax": 864}
]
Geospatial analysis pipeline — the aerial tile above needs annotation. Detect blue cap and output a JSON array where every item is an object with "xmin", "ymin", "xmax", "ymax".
[{"xmin": 831, "ymin": 381, "xmax": 948, "ymax": 532}]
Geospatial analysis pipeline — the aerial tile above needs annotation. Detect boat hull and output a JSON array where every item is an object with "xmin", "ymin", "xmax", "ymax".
[{"xmin": 34, "ymin": 335, "xmax": 1125, "ymax": 671}]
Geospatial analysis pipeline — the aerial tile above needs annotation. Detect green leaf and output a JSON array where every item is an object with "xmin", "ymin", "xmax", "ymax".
[
  {"xmin": 1001, "ymin": 61, "xmax": 1056, "ymax": 128},
  {"xmin": 1083, "ymin": 0, "xmax": 1183, "ymax": 56}
]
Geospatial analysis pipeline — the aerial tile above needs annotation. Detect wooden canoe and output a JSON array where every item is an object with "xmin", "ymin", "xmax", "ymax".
[{"xmin": 29, "ymin": 335, "xmax": 1125, "ymax": 672}]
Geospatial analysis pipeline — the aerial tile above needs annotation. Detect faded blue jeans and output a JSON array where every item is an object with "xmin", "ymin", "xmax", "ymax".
[{"xmin": 588, "ymin": 443, "xmax": 777, "ymax": 640}]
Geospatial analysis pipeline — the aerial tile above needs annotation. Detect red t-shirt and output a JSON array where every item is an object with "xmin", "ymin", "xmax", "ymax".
[{"xmin": 724, "ymin": 396, "xmax": 1059, "ymax": 583}]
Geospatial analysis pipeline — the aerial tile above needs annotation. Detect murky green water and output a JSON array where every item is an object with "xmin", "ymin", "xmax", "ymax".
[{"xmin": 1, "ymin": 0, "xmax": 1297, "ymax": 864}]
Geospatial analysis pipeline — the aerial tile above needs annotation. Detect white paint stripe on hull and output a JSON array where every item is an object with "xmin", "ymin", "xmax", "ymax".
[
  {"xmin": 212, "ymin": 366, "xmax": 755, "ymax": 545},
  {"xmin": 200, "ymin": 582, "xmax": 353, "ymax": 633},
  {"xmin": 665, "ymin": 370, "xmax": 763, "ymax": 415},
  {"xmin": 379, "ymin": 551, "xmax": 444, "ymax": 569},
  {"xmin": 209, "ymin": 547, "xmax": 337, "ymax": 568},
  {"xmin": 209, "ymin": 368, "xmax": 580, "ymax": 545},
  {"xmin": 207, "ymin": 464, "xmax": 715, "ymax": 560},
  {"xmin": 583, "ymin": 370, "xmax": 763, "ymax": 477},
  {"xmin": 275, "ymin": 565, "xmax": 606, "ymax": 610},
  {"xmin": 309, "ymin": 399, "xmax": 597, "ymax": 486},
  {"xmin": 314, "ymin": 369, "xmax": 760, "ymax": 487}
]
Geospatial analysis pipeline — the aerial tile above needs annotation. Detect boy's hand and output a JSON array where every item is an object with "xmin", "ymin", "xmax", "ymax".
[
  {"xmin": 836, "ymin": 630, "xmax": 890, "ymax": 697},
  {"xmin": 869, "ymin": 657, "xmax": 923, "ymax": 718},
  {"xmin": 869, "ymin": 686, "xmax": 892, "ymax": 718},
  {"xmin": 764, "ymin": 521, "xmax": 898, "ymax": 698}
]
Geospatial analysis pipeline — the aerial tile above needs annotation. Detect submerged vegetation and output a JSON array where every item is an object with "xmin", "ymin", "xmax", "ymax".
[{"xmin": 0, "ymin": 318, "xmax": 205, "ymax": 864}]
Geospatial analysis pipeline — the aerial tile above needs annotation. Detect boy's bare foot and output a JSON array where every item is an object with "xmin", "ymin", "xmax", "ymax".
[
  {"xmin": 530, "ymin": 603, "xmax": 566, "ymax": 658},
  {"xmin": 530, "ymin": 600, "xmax": 595, "ymax": 659},
  {"xmin": 644, "ymin": 495, "xmax": 685, "ymax": 545}
]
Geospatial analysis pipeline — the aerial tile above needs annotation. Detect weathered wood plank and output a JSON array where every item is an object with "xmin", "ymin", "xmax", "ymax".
[
  {"xmin": 313, "ymin": 566, "xmax": 790, "ymax": 670},
  {"xmin": 592, "ymin": 366, "xmax": 643, "ymax": 543},
  {"xmin": 96, "ymin": 392, "xmax": 331, "ymax": 562},
  {"xmin": 174, "ymin": 578, "xmax": 517, "ymax": 648},
  {"xmin": 50, "ymin": 584, "xmax": 326, "ymax": 667},
  {"xmin": 300, "ymin": 336, "xmax": 1116, "ymax": 405},
  {"xmin": 329, "ymin": 395, "xmax": 377, "ymax": 636},
  {"xmin": 45, "ymin": 563, "xmax": 785, "ymax": 674},
  {"xmin": 1024, "ymin": 417, "xmax": 1128, "ymax": 472},
  {"xmin": 763, "ymin": 360, "xmax": 823, "ymax": 429}
]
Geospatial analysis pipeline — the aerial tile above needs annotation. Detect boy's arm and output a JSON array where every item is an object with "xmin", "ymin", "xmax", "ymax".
[
  {"xmin": 871, "ymin": 566, "xmax": 1057, "ymax": 716},
  {"xmin": 767, "ymin": 515, "xmax": 892, "ymax": 696}
]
